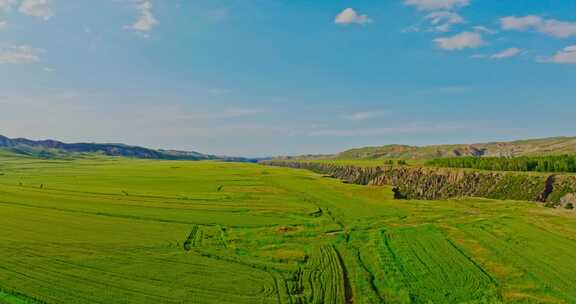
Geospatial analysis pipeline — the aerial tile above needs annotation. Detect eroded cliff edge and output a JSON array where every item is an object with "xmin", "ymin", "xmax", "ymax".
[{"xmin": 263, "ymin": 161, "xmax": 576, "ymax": 207}]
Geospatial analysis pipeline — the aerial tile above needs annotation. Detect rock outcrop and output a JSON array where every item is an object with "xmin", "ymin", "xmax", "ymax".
[{"xmin": 263, "ymin": 161, "xmax": 576, "ymax": 206}]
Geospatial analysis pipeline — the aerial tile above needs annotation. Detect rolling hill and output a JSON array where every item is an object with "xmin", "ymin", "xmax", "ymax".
[
  {"xmin": 0, "ymin": 134, "xmax": 251, "ymax": 161},
  {"xmin": 287, "ymin": 136, "xmax": 576, "ymax": 161}
]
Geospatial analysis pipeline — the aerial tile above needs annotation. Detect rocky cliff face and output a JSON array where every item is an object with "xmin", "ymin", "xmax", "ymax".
[{"xmin": 263, "ymin": 161, "xmax": 576, "ymax": 206}]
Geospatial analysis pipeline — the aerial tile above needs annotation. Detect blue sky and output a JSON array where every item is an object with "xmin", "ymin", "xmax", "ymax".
[{"xmin": 0, "ymin": 0, "xmax": 575, "ymax": 156}]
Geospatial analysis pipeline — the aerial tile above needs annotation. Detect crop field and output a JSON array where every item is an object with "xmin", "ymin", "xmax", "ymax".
[{"xmin": 1, "ymin": 153, "xmax": 576, "ymax": 303}]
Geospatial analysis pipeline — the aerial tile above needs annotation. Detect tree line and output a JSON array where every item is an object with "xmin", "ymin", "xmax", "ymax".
[{"xmin": 427, "ymin": 155, "xmax": 576, "ymax": 173}]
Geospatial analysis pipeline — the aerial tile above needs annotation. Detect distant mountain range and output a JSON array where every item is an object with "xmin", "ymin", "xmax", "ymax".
[
  {"xmin": 4, "ymin": 134, "xmax": 574, "ymax": 163},
  {"xmin": 278, "ymin": 136, "xmax": 576, "ymax": 161},
  {"xmin": 0, "ymin": 135, "xmax": 258, "ymax": 162}
]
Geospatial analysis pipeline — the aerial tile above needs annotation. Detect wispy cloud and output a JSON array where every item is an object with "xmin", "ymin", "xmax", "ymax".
[
  {"xmin": 404, "ymin": 0, "xmax": 469, "ymax": 11},
  {"xmin": 0, "ymin": 44, "xmax": 42, "ymax": 64},
  {"xmin": 343, "ymin": 111, "xmax": 387, "ymax": 121},
  {"xmin": 308, "ymin": 124, "xmax": 464, "ymax": 137},
  {"xmin": 424, "ymin": 11, "xmax": 464, "ymax": 32},
  {"xmin": 402, "ymin": 24, "xmax": 421, "ymax": 33},
  {"xmin": 114, "ymin": 106, "xmax": 265, "ymax": 122},
  {"xmin": 491, "ymin": 47, "xmax": 522, "ymax": 59},
  {"xmin": 152, "ymin": 124, "xmax": 290, "ymax": 138},
  {"xmin": 186, "ymin": 108, "xmax": 265, "ymax": 120},
  {"xmin": 472, "ymin": 26, "xmax": 496, "ymax": 34},
  {"xmin": 335, "ymin": 8, "xmax": 372, "ymax": 25},
  {"xmin": 471, "ymin": 48, "xmax": 523, "ymax": 60},
  {"xmin": 434, "ymin": 31, "xmax": 485, "ymax": 50}
]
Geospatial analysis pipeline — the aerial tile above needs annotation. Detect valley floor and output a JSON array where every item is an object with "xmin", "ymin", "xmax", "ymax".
[{"xmin": 1, "ymin": 155, "xmax": 576, "ymax": 303}]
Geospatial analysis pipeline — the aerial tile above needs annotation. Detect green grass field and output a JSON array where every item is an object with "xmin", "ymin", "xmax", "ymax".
[{"xmin": 1, "ymin": 153, "xmax": 576, "ymax": 303}]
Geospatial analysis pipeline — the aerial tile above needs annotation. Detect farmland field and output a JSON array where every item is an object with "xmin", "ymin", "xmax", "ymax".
[{"xmin": 1, "ymin": 153, "xmax": 576, "ymax": 303}]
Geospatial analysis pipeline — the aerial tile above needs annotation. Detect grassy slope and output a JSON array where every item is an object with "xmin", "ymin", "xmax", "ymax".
[
  {"xmin": 334, "ymin": 136, "xmax": 576, "ymax": 160},
  {"xmin": 1, "ymin": 154, "xmax": 576, "ymax": 303}
]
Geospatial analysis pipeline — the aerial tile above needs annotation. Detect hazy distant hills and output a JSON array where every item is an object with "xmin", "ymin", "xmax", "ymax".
[
  {"xmin": 280, "ymin": 137, "xmax": 576, "ymax": 161},
  {"xmin": 0, "ymin": 135, "xmax": 254, "ymax": 162}
]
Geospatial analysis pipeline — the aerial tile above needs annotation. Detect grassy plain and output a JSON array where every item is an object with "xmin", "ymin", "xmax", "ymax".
[{"xmin": 1, "ymin": 152, "xmax": 576, "ymax": 303}]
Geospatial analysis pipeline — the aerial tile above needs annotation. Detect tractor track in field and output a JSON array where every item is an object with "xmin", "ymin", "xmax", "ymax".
[
  {"xmin": 445, "ymin": 238, "xmax": 500, "ymax": 288},
  {"xmin": 334, "ymin": 248, "xmax": 354, "ymax": 304},
  {"xmin": 266, "ymin": 181, "xmax": 358, "ymax": 303},
  {"xmin": 183, "ymin": 225, "xmax": 200, "ymax": 251},
  {"xmin": 295, "ymin": 245, "xmax": 350, "ymax": 304},
  {"xmin": 177, "ymin": 251, "xmax": 287, "ymax": 303},
  {"xmin": 351, "ymin": 246, "xmax": 384, "ymax": 303}
]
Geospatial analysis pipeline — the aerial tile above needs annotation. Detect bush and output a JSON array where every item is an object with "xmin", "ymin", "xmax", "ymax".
[{"xmin": 565, "ymin": 203, "xmax": 574, "ymax": 210}]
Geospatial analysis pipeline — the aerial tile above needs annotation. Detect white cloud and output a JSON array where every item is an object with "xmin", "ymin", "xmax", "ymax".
[
  {"xmin": 335, "ymin": 8, "xmax": 372, "ymax": 25},
  {"xmin": 404, "ymin": 0, "xmax": 469, "ymax": 11},
  {"xmin": 19, "ymin": 0, "xmax": 52, "ymax": 20},
  {"xmin": 500, "ymin": 15, "xmax": 541, "ymax": 31},
  {"xmin": 425, "ymin": 11, "xmax": 463, "ymax": 32},
  {"xmin": 491, "ymin": 47, "xmax": 522, "ymax": 59},
  {"xmin": 434, "ymin": 31, "xmax": 485, "ymax": 50},
  {"xmin": 127, "ymin": 0, "xmax": 158, "ymax": 33},
  {"xmin": 539, "ymin": 19, "xmax": 576, "ymax": 38},
  {"xmin": 0, "ymin": 45, "xmax": 41, "ymax": 64},
  {"xmin": 0, "ymin": 0, "xmax": 53, "ymax": 20},
  {"xmin": 500, "ymin": 15, "xmax": 576, "ymax": 38},
  {"xmin": 549, "ymin": 45, "xmax": 576, "ymax": 64},
  {"xmin": 0, "ymin": 20, "xmax": 7, "ymax": 28}
]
